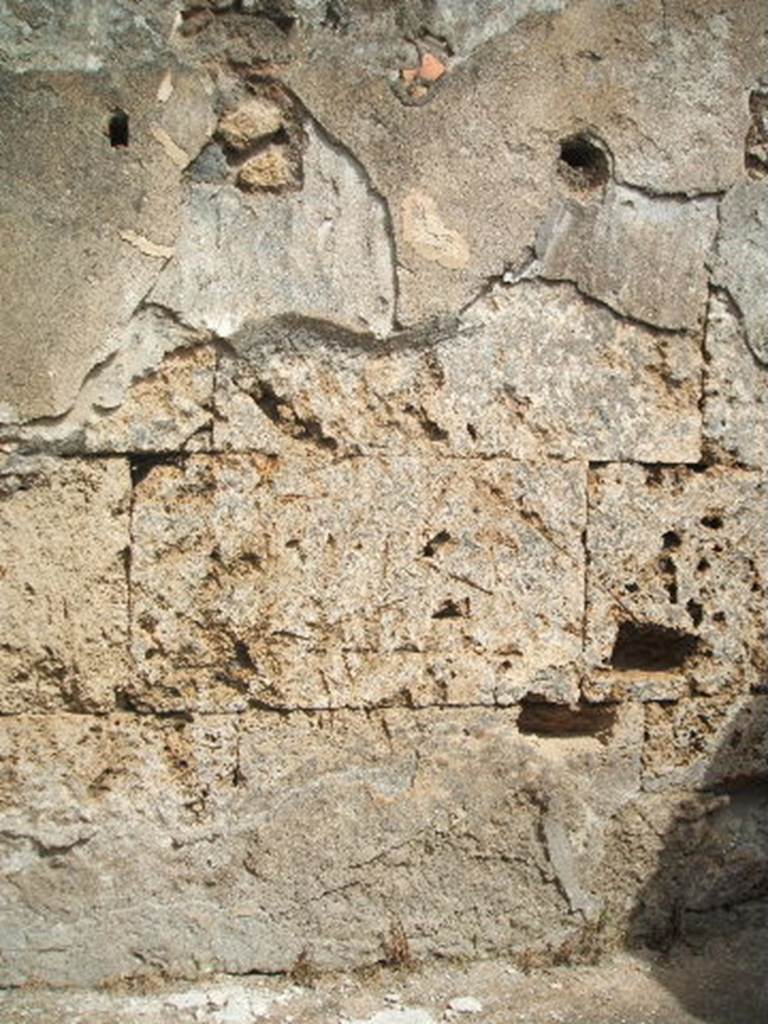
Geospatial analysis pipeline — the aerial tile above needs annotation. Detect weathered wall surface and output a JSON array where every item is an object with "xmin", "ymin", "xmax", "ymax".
[{"xmin": 0, "ymin": 0, "xmax": 767, "ymax": 989}]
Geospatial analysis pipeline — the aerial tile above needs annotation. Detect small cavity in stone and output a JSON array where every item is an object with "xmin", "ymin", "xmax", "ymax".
[
  {"xmin": 518, "ymin": 700, "xmax": 616, "ymax": 741},
  {"xmin": 109, "ymin": 109, "xmax": 129, "ymax": 148},
  {"xmin": 610, "ymin": 620, "xmax": 699, "ymax": 672},
  {"xmin": 557, "ymin": 134, "xmax": 609, "ymax": 189}
]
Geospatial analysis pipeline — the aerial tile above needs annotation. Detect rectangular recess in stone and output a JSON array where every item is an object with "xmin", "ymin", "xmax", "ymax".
[
  {"xmin": 214, "ymin": 280, "xmax": 701, "ymax": 463},
  {"xmin": 0, "ymin": 457, "xmax": 130, "ymax": 713},
  {"xmin": 128, "ymin": 455, "xmax": 585, "ymax": 712},
  {"xmin": 0, "ymin": 705, "xmax": 640, "ymax": 987},
  {"xmin": 584, "ymin": 463, "xmax": 768, "ymax": 701}
]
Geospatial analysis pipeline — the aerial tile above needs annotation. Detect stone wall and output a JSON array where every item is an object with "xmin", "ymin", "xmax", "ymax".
[{"xmin": 1, "ymin": 0, "xmax": 766, "ymax": 988}]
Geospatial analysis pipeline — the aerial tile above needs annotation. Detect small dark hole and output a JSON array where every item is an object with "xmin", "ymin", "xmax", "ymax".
[
  {"xmin": 713, "ymin": 611, "xmax": 727, "ymax": 623},
  {"xmin": 701, "ymin": 515, "xmax": 723, "ymax": 529},
  {"xmin": 625, "ymin": 582, "xmax": 639, "ymax": 593},
  {"xmin": 466, "ymin": 423, "xmax": 477, "ymax": 440},
  {"xmin": 432, "ymin": 597, "xmax": 469, "ymax": 619},
  {"xmin": 611, "ymin": 620, "xmax": 699, "ymax": 672},
  {"xmin": 659, "ymin": 557, "xmax": 678, "ymax": 604},
  {"xmin": 129, "ymin": 452, "xmax": 185, "ymax": 487},
  {"xmin": 697, "ymin": 558, "xmax": 710, "ymax": 572},
  {"xmin": 662, "ymin": 531, "xmax": 682, "ymax": 549},
  {"xmin": 423, "ymin": 529, "xmax": 451, "ymax": 558},
  {"xmin": 558, "ymin": 134, "xmax": 609, "ymax": 188},
  {"xmin": 686, "ymin": 599, "xmax": 704, "ymax": 627},
  {"xmin": 109, "ymin": 109, "xmax": 129, "ymax": 148},
  {"xmin": 233, "ymin": 640, "xmax": 256, "ymax": 671}
]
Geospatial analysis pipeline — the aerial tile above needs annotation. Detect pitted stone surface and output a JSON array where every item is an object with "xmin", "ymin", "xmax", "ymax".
[
  {"xmin": 215, "ymin": 281, "xmax": 700, "ymax": 463},
  {"xmin": 127, "ymin": 455, "xmax": 585, "ymax": 712},
  {"xmin": 0, "ymin": 458, "xmax": 130, "ymax": 713},
  {"xmin": 0, "ymin": 705, "xmax": 643, "ymax": 987},
  {"xmin": 585, "ymin": 464, "xmax": 768, "ymax": 701},
  {"xmin": 1, "ymin": 0, "xmax": 767, "ymax": 997}
]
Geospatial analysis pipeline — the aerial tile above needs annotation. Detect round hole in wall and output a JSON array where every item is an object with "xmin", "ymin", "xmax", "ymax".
[{"xmin": 558, "ymin": 133, "xmax": 609, "ymax": 189}]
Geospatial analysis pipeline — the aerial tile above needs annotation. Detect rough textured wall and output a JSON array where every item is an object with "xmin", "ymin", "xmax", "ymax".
[{"xmin": 0, "ymin": 0, "xmax": 767, "ymax": 989}]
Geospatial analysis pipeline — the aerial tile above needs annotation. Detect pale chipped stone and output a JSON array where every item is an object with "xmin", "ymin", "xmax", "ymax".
[
  {"xmin": 710, "ymin": 182, "xmax": 768, "ymax": 364},
  {"xmin": 150, "ymin": 122, "xmax": 395, "ymax": 338},
  {"xmin": 214, "ymin": 281, "xmax": 700, "ymax": 463},
  {"xmin": 642, "ymin": 695, "xmax": 768, "ymax": 791},
  {"xmin": 703, "ymin": 291, "xmax": 768, "ymax": 469},
  {"xmin": 586, "ymin": 464, "xmax": 768, "ymax": 698},
  {"xmin": 0, "ymin": 458, "xmax": 130, "ymax": 712},
  {"xmin": 402, "ymin": 191, "xmax": 470, "ymax": 270},
  {"xmin": 0, "ymin": 706, "xmax": 641, "ymax": 986},
  {"xmin": 218, "ymin": 96, "xmax": 285, "ymax": 149},
  {"xmin": 237, "ymin": 145, "xmax": 297, "ymax": 191},
  {"xmin": 536, "ymin": 186, "xmax": 718, "ymax": 330},
  {"xmin": 119, "ymin": 229, "xmax": 175, "ymax": 260},
  {"xmin": 127, "ymin": 455, "xmax": 585, "ymax": 712}
]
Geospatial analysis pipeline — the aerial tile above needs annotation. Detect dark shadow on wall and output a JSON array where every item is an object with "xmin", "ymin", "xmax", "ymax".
[{"xmin": 627, "ymin": 695, "xmax": 768, "ymax": 1024}]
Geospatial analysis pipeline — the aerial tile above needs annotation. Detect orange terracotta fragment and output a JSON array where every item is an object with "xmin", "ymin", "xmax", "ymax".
[{"xmin": 419, "ymin": 53, "xmax": 446, "ymax": 82}]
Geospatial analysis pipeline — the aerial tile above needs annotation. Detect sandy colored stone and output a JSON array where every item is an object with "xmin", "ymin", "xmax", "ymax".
[
  {"xmin": 214, "ymin": 280, "xmax": 700, "ymax": 462},
  {"xmin": 127, "ymin": 455, "xmax": 585, "ymax": 712},
  {"xmin": 84, "ymin": 344, "xmax": 215, "ymax": 453},
  {"xmin": 585, "ymin": 464, "xmax": 768, "ymax": 699},
  {"xmin": 0, "ymin": 705, "xmax": 642, "ymax": 987},
  {"xmin": 237, "ymin": 145, "xmax": 297, "ymax": 190},
  {"xmin": 4, "ymin": 307, "xmax": 216, "ymax": 455},
  {"xmin": 402, "ymin": 191, "xmax": 470, "ymax": 270},
  {"xmin": 536, "ymin": 186, "xmax": 718, "ymax": 330},
  {"xmin": 703, "ymin": 291, "xmax": 768, "ymax": 469},
  {"xmin": 0, "ymin": 458, "xmax": 130, "ymax": 712},
  {"xmin": 218, "ymin": 96, "xmax": 285, "ymax": 150}
]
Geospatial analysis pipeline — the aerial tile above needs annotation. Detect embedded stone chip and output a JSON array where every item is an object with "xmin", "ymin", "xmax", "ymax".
[{"xmin": 218, "ymin": 96, "xmax": 285, "ymax": 150}]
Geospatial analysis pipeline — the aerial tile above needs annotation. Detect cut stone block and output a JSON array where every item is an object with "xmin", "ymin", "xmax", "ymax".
[
  {"xmin": 585, "ymin": 464, "xmax": 768, "ymax": 700},
  {"xmin": 0, "ymin": 704, "xmax": 642, "ymax": 987},
  {"xmin": 128, "ymin": 455, "xmax": 585, "ymax": 712},
  {"xmin": 215, "ymin": 281, "xmax": 701, "ymax": 463},
  {"xmin": 536, "ymin": 186, "xmax": 718, "ymax": 330},
  {"xmin": 0, "ymin": 458, "xmax": 130, "ymax": 712}
]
